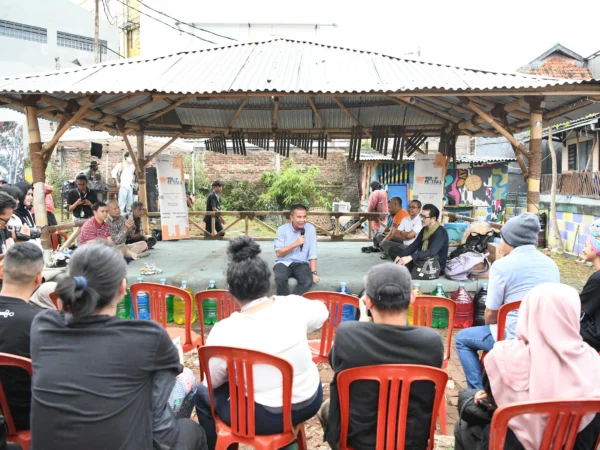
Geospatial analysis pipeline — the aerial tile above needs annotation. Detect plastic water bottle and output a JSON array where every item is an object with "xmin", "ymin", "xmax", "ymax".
[
  {"xmin": 131, "ymin": 276, "xmax": 151, "ymax": 320},
  {"xmin": 338, "ymin": 282, "xmax": 357, "ymax": 323},
  {"xmin": 473, "ymin": 282, "xmax": 488, "ymax": 326},
  {"xmin": 173, "ymin": 280, "xmax": 197, "ymax": 325},
  {"xmin": 202, "ymin": 280, "xmax": 219, "ymax": 325},
  {"xmin": 410, "ymin": 282, "xmax": 423, "ymax": 325},
  {"xmin": 160, "ymin": 278, "xmax": 174, "ymax": 323},
  {"xmin": 430, "ymin": 283, "xmax": 449, "ymax": 328},
  {"xmin": 452, "ymin": 283, "xmax": 474, "ymax": 328},
  {"xmin": 117, "ymin": 289, "xmax": 131, "ymax": 319}
]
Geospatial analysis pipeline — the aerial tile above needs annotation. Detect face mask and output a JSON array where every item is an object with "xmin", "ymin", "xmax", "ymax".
[{"xmin": 126, "ymin": 157, "xmax": 132, "ymax": 163}]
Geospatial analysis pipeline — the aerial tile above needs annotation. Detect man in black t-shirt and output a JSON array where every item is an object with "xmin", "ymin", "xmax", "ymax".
[
  {"xmin": 0, "ymin": 242, "xmax": 44, "ymax": 431},
  {"xmin": 319, "ymin": 263, "xmax": 444, "ymax": 450},
  {"xmin": 67, "ymin": 174, "xmax": 98, "ymax": 219},
  {"xmin": 203, "ymin": 180, "xmax": 226, "ymax": 235}
]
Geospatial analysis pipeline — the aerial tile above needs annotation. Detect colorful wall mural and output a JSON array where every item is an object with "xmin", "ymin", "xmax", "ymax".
[{"xmin": 0, "ymin": 121, "xmax": 25, "ymax": 183}]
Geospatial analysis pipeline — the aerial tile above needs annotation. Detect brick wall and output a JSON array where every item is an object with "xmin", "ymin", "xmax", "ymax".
[{"xmin": 49, "ymin": 147, "xmax": 127, "ymax": 181}]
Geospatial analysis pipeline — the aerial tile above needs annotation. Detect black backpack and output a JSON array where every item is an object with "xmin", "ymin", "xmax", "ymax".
[
  {"xmin": 449, "ymin": 229, "xmax": 499, "ymax": 260},
  {"xmin": 61, "ymin": 180, "xmax": 77, "ymax": 199}
]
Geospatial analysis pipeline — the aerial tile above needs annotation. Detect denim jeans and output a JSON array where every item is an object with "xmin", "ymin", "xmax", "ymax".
[{"xmin": 455, "ymin": 325, "xmax": 495, "ymax": 390}]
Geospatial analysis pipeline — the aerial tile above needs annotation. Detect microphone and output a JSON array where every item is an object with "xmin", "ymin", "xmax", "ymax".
[{"xmin": 300, "ymin": 228, "xmax": 305, "ymax": 252}]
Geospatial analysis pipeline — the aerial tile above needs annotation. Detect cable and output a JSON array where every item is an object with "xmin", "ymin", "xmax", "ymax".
[
  {"xmin": 136, "ymin": 0, "xmax": 236, "ymax": 41},
  {"xmin": 100, "ymin": 42, "xmax": 125, "ymax": 59},
  {"xmin": 101, "ymin": 0, "xmax": 116, "ymax": 25},
  {"xmin": 113, "ymin": 0, "xmax": 217, "ymax": 45}
]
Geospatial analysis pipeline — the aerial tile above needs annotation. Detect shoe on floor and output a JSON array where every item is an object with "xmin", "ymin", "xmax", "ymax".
[{"xmin": 380, "ymin": 253, "xmax": 390, "ymax": 259}]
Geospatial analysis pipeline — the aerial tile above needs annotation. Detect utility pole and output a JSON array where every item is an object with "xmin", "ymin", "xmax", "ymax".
[{"xmin": 94, "ymin": 0, "xmax": 100, "ymax": 63}]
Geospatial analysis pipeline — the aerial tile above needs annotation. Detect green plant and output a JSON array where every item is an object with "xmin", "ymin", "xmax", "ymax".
[
  {"xmin": 259, "ymin": 160, "xmax": 333, "ymax": 210},
  {"xmin": 220, "ymin": 182, "xmax": 263, "ymax": 211}
]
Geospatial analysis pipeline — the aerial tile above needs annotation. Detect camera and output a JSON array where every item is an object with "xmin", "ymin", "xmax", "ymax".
[{"xmin": 7, "ymin": 225, "xmax": 42, "ymax": 241}]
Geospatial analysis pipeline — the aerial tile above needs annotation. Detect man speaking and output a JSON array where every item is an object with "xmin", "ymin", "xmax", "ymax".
[{"xmin": 273, "ymin": 204, "xmax": 319, "ymax": 295}]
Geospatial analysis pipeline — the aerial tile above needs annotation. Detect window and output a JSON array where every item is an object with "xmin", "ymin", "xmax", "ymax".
[
  {"xmin": 0, "ymin": 19, "xmax": 47, "ymax": 43},
  {"xmin": 57, "ymin": 31, "xmax": 107, "ymax": 54},
  {"xmin": 568, "ymin": 144, "xmax": 577, "ymax": 170}
]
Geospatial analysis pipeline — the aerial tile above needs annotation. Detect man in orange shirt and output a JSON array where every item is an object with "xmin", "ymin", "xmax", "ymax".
[{"xmin": 374, "ymin": 197, "xmax": 408, "ymax": 257}]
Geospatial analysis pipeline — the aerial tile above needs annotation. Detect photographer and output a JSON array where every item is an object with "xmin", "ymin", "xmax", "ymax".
[
  {"xmin": 67, "ymin": 174, "xmax": 98, "ymax": 219},
  {"xmin": 0, "ymin": 192, "xmax": 33, "ymax": 286},
  {"xmin": 0, "ymin": 186, "xmax": 38, "ymax": 250}
]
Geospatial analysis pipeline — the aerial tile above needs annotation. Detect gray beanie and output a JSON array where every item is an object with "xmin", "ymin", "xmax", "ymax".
[
  {"xmin": 500, "ymin": 212, "xmax": 540, "ymax": 248},
  {"xmin": 365, "ymin": 263, "xmax": 413, "ymax": 310}
]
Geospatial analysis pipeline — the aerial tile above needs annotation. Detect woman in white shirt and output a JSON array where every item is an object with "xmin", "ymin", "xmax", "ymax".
[{"xmin": 195, "ymin": 236, "xmax": 328, "ymax": 449}]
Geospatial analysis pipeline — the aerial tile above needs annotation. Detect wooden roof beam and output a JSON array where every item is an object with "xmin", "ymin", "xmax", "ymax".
[
  {"xmin": 228, "ymin": 97, "xmax": 249, "ymax": 130},
  {"xmin": 331, "ymin": 96, "xmax": 371, "ymax": 136},
  {"xmin": 120, "ymin": 132, "xmax": 144, "ymax": 176},
  {"xmin": 514, "ymin": 98, "xmax": 594, "ymax": 129},
  {"xmin": 427, "ymin": 97, "xmax": 474, "ymax": 116},
  {"xmin": 307, "ymin": 96, "xmax": 325, "ymax": 129},
  {"xmin": 99, "ymin": 93, "xmax": 147, "ymax": 111},
  {"xmin": 459, "ymin": 96, "xmax": 530, "ymax": 157},
  {"xmin": 272, "ymin": 97, "xmax": 279, "ymax": 129},
  {"xmin": 143, "ymin": 95, "xmax": 192, "ymax": 123},
  {"xmin": 388, "ymin": 96, "xmax": 449, "ymax": 125},
  {"xmin": 42, "ymin": 96, "xmax": 99, "ymax": 153},
  {"xmin": 143, "ymin": 134, "xmax": 183, "ymax": 165},
  {"xmin": 121, "ymin": 96, "xmax": 156, "ymax": 118}
]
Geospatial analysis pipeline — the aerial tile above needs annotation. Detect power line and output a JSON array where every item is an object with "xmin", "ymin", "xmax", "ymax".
[
  {"xmin": 101, "ymin": 0, "xmax": 116, "ymax": 25},
  {"xmin": 136, "ymin": 0, "xmax": 236, "ymax": 42},
  {"xmin": 113, "ymin": 0, "xmax": 217, "ymax": 45}
]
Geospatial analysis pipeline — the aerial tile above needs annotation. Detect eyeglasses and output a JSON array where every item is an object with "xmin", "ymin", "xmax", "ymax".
[
  {"xmin": 0, "ymin": 216, "xmax": 10, "ymax": 224},
  {"xmin": 419, "ymin": 214, "xmax": 431, "ymax": 219}
]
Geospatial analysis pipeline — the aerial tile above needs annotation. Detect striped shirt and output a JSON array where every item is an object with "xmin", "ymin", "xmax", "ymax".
[{"xmin": 78, "ymin": 218, "xmax": 112, "ymax": 246}]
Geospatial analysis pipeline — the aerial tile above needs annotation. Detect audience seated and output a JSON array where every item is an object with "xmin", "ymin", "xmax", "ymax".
[
  {"xmin": 580, "ymin": 219, "xmax": 600, "ymax": 351},
  {"xmin": 195, "ymin": 236, "xmax": 327, "ymax": 450},
  {"xmin": 455, "ymin": 213, "xmax": 560, "ymax": 390},
  {"xmin": 126, "ymin": 201, "xmax": 157, "ymax": 249},
  {"xmin": 67, "ymin": 174, "xmax": 97, "ymax": 219},
  {"xmin": 77, "ymin": 201, "xmax": 113, "ymax": 246},
  {"xmin": 454, "ymin": 283, "xmax": 600, "ymax": 450},
  {"xmin": 0, "ymin": 242, "xmax": 43, "ymax": 431},
  {"xmin": 29, "ymin": 242, "xmax": 206, "ymax": 450},
  {"xmin": 373, "ymin": 196, "xmax": 409, "ymax": 258},
  {"xmin": 391, "ymin": 203, "xmax": 449, "ymax": 276},
  {"xmin": 319, "ymin": 263, "xmax": 444, "ymax": 450},
  {"xmin": 106, "ymin": 200, "xmax": 148, "ymax": 259}
]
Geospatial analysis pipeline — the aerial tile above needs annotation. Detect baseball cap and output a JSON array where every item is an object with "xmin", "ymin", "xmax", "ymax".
[
  {"xmin": 365, "ymin": 263, "xmax": 412, "ymax": 310},
  {"xmin": 90, "ymin": 160, "xmax": 99, "ymax": 166}
]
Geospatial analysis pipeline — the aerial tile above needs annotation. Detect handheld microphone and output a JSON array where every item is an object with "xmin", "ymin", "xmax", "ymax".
[{"xmin": 300, "ymin": 228, "xmax": 305, "ymax": 251}]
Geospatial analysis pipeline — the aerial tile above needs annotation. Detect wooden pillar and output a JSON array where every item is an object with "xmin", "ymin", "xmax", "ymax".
[
  {"xmin": 136, "ymin": 131, "xmax": 149, "ymax": 235},
  {"xmin": 527, "ymin": 98, "xmax": 544, "ymax": 213},
  {"xmin": 25, "ymin": 104, "xmax": 51, "ymax": 256}
]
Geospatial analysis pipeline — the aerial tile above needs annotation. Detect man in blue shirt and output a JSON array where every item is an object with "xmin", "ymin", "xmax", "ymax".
[
  {"xmin": 273, "ymin": 204, "xmax": 319, "ymax": 295},
  {"xmin": 455, "ymin": 213, "xmax": 560, "ymax": 389}
]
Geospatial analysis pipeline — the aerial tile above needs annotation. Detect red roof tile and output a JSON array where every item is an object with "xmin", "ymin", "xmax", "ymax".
[{"xmin": 520, "ymin": 59, "xmax": 592, "ymax": 80}]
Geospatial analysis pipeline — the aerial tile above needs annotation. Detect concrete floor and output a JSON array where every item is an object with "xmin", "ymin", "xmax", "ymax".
[{"xmin": 127, "ymin": 240, "xmax": 483, "ymax": 294}]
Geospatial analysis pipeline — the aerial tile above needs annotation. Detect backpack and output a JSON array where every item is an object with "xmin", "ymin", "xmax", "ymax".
[
  {"xmin": 411, "ymin": 256, "xmax": 441, "ymax": 280},
  {"xmin": 61, "ymin": 180, "xmax": 77, "ymax": 199},
  {"xmin": 449, "ymin": 229, "xmax": 499, "ymax": 260},
  {"xmin": 445, "ymin": 251, "xmax": 490, "ymax": 281}
]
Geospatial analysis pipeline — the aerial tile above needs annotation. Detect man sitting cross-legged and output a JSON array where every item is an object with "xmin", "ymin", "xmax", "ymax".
[
  {"xmin": 319, "ymin": 263, "xmax": 444, "ymax": 450},
  {"xmin": 0, "ymin": 242, "xmax": 44, "ymax": 432},
  {"xmin": 106, "ymin": 200, "xmax": 147, "ymax": 260},
  {"xmin": 126, "ymin": 201, "xmax": 157, "ymax": 249}
]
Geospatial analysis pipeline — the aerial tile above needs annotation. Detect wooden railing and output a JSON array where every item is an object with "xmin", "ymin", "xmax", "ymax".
[
  {"xmin": 147, "ymin": 211, "xmax": 388, "ymax": 241},
  {"xmin": 541, "ymin": 172, "xmax": 600, "ymax": 199}
]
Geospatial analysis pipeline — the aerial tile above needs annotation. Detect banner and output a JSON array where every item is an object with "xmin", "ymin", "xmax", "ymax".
[
  {"xmin": 156, "ymin": 155, "xmax": 190, "ymax": 240},
  {"xmin": 413, "ymin": 153, "xmax": 445, "ymax": 213}
]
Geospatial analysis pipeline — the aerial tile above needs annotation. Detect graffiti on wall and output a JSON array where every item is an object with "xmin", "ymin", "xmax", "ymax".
[
  {"xmin": 0, "ymin": 121, "xmax": 25, "ymax": 183},
  {"xmin": 445, "ymin": 164, "xmax": 508, "ymax": 221}
]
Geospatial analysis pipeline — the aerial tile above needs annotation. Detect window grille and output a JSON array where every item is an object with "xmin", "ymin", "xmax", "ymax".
[
  {"xmin": 57, "ymin": 31, "xmax": 107, "ymax": 54},
  {"xmin": 0, "ymin": 19, "xmax": 47, "ymax": 43}
]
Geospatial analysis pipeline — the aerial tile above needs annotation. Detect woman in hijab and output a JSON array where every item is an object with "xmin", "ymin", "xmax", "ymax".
[
  {"xmin": 13, "ymin": 182, "xmax": 35, "ymax": 227},
  {"xmin": 580, "ymin": 219, "xmax": 600, "ymax": 351},
  {"xmin": 455, "ymin": 283, "xmax": 600, "ymax": 450}
]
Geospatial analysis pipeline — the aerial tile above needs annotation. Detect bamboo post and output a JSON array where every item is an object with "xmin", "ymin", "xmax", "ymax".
[
  {"xmin": 25, "ymin": 103, "xmax": 51, "ymax": 258},
  {"xmin": 60, "ymin": 227, "xmax": 81, "ymax": 251},
  {"xmin": 527, "ymin": 98, "xmax": 544, "ymax": 213},
  {"xmin": 211, "ymin": 216, "xmax": 216, "ymax": 236},
  {"xmin": 244, "ymin": 216, "xmax": 249, "ymax": 235},
  {"xmin": 136, "ymin": 131, "xmax": 149, "ymax": 235}
]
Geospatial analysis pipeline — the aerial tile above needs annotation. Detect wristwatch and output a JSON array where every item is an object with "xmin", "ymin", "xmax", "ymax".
[{"xmin": 312, "ymin": 271, "xmax": 318, "ymax": 275}]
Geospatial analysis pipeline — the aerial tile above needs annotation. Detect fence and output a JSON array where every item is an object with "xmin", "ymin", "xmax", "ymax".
[{"xmin": 541, "ymin": 172, "xmax": 600, "ymax": 199}]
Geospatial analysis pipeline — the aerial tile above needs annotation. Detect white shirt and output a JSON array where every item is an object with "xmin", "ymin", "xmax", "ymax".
[
  {"xmin": 111, "ymin": 161, "xmax": 136, "ymax": 189},
  {"xmin": 399, "ymin": 215, "xmax": 423, "ymax": 246},
  {"xmin": 204, "ymin": 295, "xmax": 329, "ymax": 407}
]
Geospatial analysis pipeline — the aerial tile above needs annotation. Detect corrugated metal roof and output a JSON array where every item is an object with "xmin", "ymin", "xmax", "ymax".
[
  {"xmin": 360, "ymin": 152, "xmax": 516, "ymax": 164},
  {"xmin": 0, "ymin": 38, "xmax": 594, "ymax": 95}
]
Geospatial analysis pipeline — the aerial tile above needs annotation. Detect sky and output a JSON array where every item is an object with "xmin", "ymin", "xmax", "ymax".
[{"xmin": 76, "ymin": 0, "xmax": 600, "ymax": 74}]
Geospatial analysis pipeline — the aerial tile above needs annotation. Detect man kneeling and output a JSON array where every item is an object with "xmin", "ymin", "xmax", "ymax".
[{"xmin": 319, "ymin": 263, "xmax": 444, "ymax": 449}]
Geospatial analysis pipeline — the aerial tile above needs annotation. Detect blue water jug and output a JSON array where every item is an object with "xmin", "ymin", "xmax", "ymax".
[
  {"xmin": 337, "ymin": 282, "xmax": 357, "ymax": 323},
  {"xmin": 132, "ymin": 276, "xmax": 150, "ymax": 320}
]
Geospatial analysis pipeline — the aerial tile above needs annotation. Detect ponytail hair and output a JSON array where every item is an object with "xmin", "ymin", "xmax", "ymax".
[{"xmin": 55, "ymin": 242, "xmax": 127, "ymax": 319}]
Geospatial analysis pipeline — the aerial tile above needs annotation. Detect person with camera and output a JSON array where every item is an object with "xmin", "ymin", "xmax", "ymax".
[
  {"xmin": 67, "ymin": 174, "xmax": 98, "ymax": 219},
  {"xmin": 0, "ymin": 188, "xmax": 35, "ymax": 257}
]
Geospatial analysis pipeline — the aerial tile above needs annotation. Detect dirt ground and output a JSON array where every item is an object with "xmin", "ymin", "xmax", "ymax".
[{"xmin": 183, "ymin": 252, "xmax": 591, "ymax": 450}]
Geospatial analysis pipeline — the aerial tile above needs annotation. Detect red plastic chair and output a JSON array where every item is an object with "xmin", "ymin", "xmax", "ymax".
[
  {"xmin": 480, "ymin": 300, "xmax": 522, "ymax": 368},
  {"xmin": 302, "ymin": 291, "xmax": 360, "ymax": 363},
  {"xmin": 49, "ymin": 231, "xmax": 68, "ymax": 251},
  {"xmin": 412, "ymin": 295, "xmax": 457, "ymax": 435},
  {"xmin": 336, "ymin": 364, "xmax": 448, "ymax": 450},
  {"xmin": 194, "ymin": 289, "xmax": 240, "ymax": 323},
  {"xmin": 0, "ymin": 353, "xmax": 32, "ymax": 450},
  {"xmin": 197, "ymin": 346, "xmax": 307, "ymax": 450},
  {"xmin": 49, "ymin": 292, "xmax": 61, "ymax": 310},
  {"xmin": 489, "ymin": 399, "xmax": 600, "ymax": 450},
  {"xmin": 130, "ymin": 282, "xmax": 205, "ymax": 352}
]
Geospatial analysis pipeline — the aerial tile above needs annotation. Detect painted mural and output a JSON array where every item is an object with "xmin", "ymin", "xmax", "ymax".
[
  {"xmin": 444, "ymin": 164, "xmax": 508, "ymax": 221},
  {"xmin": 0, "ymin": 121, "xmax": 25, "ymax": 183}
]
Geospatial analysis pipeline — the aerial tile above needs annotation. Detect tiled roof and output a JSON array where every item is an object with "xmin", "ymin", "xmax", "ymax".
[{"xmin": 520, "ymin": 59, "xmax": 592, "ymax": 81}]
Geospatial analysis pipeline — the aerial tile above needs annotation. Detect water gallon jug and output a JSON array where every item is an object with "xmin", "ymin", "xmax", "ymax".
[
  {"xmin": 132, "ymin": 276, "xmax": 150, "ymax": 319},
  {"xmin": 452, "ymin": 283, "xmax": 474, "ymax": 328},
  {"xmin": 160, "ymin": 278, "xmax": 174, "ymax": 323},
  {"xmin": 410, "ymin": 282, "xmax": 423, "ymax": 325},
  {"xmin": 202, "ymin": 280, "xmax": 219, "ymax": 325},
  {"xmin": 337, "ymin": 282, "xmax": 356, "ymax": 323},
  {"xmin": 117, "ymin": 289, "xmax": 131, "ymax": 319},
  {"xmin": 430, "ymin": 282, "xmax": 449, "ymax": 328},
  {"xmin": 473, "ymin": 282, "xmax": 488, "ymax": 326},
  {"xmin": 173, "ymin": 280, "xmax": 197, "ymax": 325}
]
